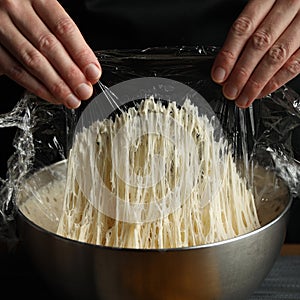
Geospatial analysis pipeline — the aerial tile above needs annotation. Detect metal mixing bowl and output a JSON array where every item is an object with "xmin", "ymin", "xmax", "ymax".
[{"xmin": 16, "ymin": 159, "xmax": 292, "ymax": 300}]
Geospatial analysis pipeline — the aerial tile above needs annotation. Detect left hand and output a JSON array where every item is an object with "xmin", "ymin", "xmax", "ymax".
[{"xmin": 211, "ymin": 0, "xmax": 300, "ymax": 108}]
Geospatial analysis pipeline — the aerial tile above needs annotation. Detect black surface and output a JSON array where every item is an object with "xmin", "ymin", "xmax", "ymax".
[
  {"xmin": 250, "ymin": 255, "xmax": 300, "ymax": 300},
  {"xmin": 0, "ymin": 243, "xmax": 55, "ymax": 300},
  {"xmin": 0, "ymin": 0, "xmax": 299, "ymax": 258},
  {"xmin": 1, "ymin": 242, "xmax": 299, "ymax": 300}
]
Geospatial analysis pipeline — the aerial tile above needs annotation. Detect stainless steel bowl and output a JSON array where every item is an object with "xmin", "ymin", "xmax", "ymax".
[{"xmin": 16, "ymin": 160, "xmax": 292, "ymax": 300}]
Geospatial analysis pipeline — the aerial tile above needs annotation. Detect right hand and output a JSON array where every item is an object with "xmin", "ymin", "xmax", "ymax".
[
  {"xmin": 211, "ymin": 0, "xmax": 300, "ymax": 108},
  {"xmin": 0, "ymin": 0, "xmax": 102, "ymax": 109}
]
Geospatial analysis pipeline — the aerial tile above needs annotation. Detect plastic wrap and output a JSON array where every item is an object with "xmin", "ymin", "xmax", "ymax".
[{"xmin": 0, "ymin": 46, "xmax": 299, "ymax": 247}]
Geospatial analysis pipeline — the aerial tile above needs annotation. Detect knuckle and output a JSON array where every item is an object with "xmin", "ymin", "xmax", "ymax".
[
  {"xmin": 236, "ymin": 66, "xmax": 250, "ymax": 79},
  {"xmin": 251, "ymin": 30, "xmax": 272, "ymax": 51},
  {"xmin": 232, "ymin": 16, "xmax": 252, "ymax": 36},
  {"xmin": 285, "ymin": 58, "xmax": 300, "ymax": 76},
  {"xmin": 54, "ymin": 17, "xmax": 76, "ymax": 37},
  {"xmin": 30, "ymin": 86, "xmax": 46, "ymax": 99},
  {"xmin": 248, "ymin": 77, "xmax": 264, "ymax": 91},
  {"xmin": 8, "ymin": 64, "xmax": 25, "ymax": 82},
  {"xmin": 19, "ymin": 47, "xmax": 43, "ymax": 70},
  {"xmin": 65, "ymin": 65, "xmax": 81, "ymax": 81},
  {"xmin": 267, "ymin": 44, "xmax": 289, "ymax": 65},
  {"xmin": 266, "ymin": 79, "xmax": 280, "ymax": 92},
  {"xmin": 50, "ymin": 80, "xmax": 69, "ymax": 99},
  {"xmin": 218, "ymin": 49, "xmax": 236, "ymax": 63},
  {"xmin": 72, "ymin": 47, "xmax": 93, "ymax": 64},
  {"xmin": 38, "ymin": 33, "xmax": 58, "ymax": 52}
]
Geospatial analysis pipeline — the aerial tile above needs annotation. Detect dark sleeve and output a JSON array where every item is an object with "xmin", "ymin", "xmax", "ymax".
[{"xmin": 62, "ymin": 0, "xmax": 248, "ymax": 50}]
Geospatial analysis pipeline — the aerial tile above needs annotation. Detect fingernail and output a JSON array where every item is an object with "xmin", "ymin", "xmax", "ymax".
[
  {"xmin": 224, "ymin": 84, "xmax": 238, "ymax": 99},
  {"xmin": 85, "ymin": 63, "xmax": 101, "ymax": 80},
  {"xmin": 213, "ymin": 67, "xmax": 226, "ymax": 82},
  {"xmin": 236, "ymin": 95, "xmax": 249, "ymax": 108},
  {"xmin": 76, "ymin": 83, "xmax": 93, "ymax": 99},
  {"xmin": 66, "ymin": 94, "xmax": 81, "ymax": 109}
]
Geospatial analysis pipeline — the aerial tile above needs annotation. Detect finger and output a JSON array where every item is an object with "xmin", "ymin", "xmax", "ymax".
[
  {"xmin": 258, "ymin": 48, "xmax": 300, "ymax": 98},
  {"xmin": 222, "ymin": 0, "xmax": 300, "ymax": 101},
  {"xmin": 0, "ymin": 43, "xmax": 61, "ymax": 106},
  {"xmin": 0, "ymin": 12, "xmax": 81, "ymax": 108},
  {"xmin": 8, "ymin": 2, "xmax": 94, "ymax": 101},
  {"xmin": 235, "ymin": 14, "xmax": 300, "ymax": 108},
  {"xmin": 211, "ymin": 0, "xmax": 276, "ymax": 84},
  {"xmin": 32, "ymin": 0, "xmax": 101, "ymax": 84}
]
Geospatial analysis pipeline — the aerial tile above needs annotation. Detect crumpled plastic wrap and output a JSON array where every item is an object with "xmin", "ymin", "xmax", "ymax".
[{"xmin": 0, "ymin": 46, "xmax": 299, "ymax": 245}]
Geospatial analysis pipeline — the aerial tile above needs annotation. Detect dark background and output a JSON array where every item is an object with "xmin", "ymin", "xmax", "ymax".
[{"xmin": 0, "ymin": 0, "xmax": 299, "ymax": 242}]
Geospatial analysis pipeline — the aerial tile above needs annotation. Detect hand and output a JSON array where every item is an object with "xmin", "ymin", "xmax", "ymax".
[
  {"xmin": 211, "ymin": 0, "xmax": 300, "ymax": 108},
  {"xmin": 0, "ymin": 0, "xmax": 101, "ymax": 109}
]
